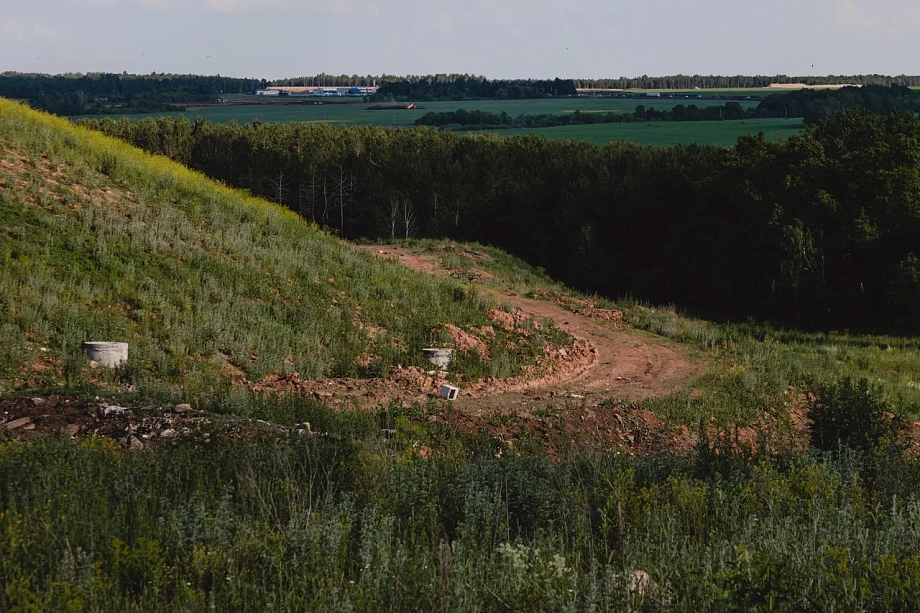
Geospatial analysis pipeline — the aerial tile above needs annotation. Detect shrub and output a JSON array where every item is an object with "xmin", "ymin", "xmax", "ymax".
[{"xmin": 808, "ymin": 377, "xmax": 905, "ymax": 452}]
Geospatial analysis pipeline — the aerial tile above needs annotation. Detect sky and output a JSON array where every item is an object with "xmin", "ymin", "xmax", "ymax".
[{"xmin": 2, "ymin": 0, "xmax": 920, "ymax": 80}]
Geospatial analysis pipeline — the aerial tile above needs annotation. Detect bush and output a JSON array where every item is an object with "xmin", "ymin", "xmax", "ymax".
[{"xmin": 808, "ymin": 377, "xmax": 905, "ymax": 452}]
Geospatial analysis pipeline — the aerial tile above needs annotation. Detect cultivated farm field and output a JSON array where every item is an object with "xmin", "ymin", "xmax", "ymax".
[
  {"xmin": 89, "ymin": 97, "xmax": 763, "ymax": 126},
  {"xmin": 80, "ymin": 97, "xmax": 782, "ymax": 147}
]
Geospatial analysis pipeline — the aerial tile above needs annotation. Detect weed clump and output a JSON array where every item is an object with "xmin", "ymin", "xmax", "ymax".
[{"xmin": 808, "ymin": 377, "xmax": 906, "ymax": 453}]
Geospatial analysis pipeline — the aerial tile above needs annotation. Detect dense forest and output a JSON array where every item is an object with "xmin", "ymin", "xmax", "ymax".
[
  {"xmin": 82, "ymin": 109, "xmax": 920, "ymax": 332},
  {"xmin": 0, "ymin": 72, "xmax": 263, "ymax": 115},
  {"xmin": 373, "ymin": 77, "xmax": 578, "ymax": 101}
]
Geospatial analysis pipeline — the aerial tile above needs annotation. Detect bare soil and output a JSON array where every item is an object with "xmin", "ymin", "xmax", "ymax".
[{"xmin": 357, "ymin": 244, "xmax": 704, "ymax": 415}]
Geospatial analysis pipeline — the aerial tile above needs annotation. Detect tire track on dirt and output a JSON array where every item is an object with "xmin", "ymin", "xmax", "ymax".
[{"xmin": 358, "ymin": 245, "xmax": 705, "ymax": 412}]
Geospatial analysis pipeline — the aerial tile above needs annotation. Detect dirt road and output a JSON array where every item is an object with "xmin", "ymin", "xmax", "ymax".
[{"xmin": 358, "ymin": 245, "xmax": 704, "ymax": 414}]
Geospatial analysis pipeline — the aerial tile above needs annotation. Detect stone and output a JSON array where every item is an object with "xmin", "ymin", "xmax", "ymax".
[
  {"xmin": 4, "ymin": 417, "xmax": 32, "ymax": 430},
  {"xmin": 160, "ymin": 429, "xmax": 178, "ymax": 439},
  {"xmin": 31, "ymin": 397, "xmax": 45, "ymax": 406},
  {"xmin": 103, "ymin": 405, "xmax": 128, "ymax": 416},
  {"xmin": 439, "ymin": 384, "xmax": 459, "ymax": 401},
  {"xmin": 65, "ymin": 424, "xmax": 80, "ymax": 437},
  {"xmin": 174, "ymin": 404, "xmax": 192, "ymax": 413},
  {"xmin": 82, "ymin": 342, "xmax": 128, "ymax": 368}
]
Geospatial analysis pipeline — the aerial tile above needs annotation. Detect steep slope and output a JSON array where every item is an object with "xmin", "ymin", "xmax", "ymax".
[{"xmin": 0, "ymin": 100, "xmax": 567, "ymax": 405}]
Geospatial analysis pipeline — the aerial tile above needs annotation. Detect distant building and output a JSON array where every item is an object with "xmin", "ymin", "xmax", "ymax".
[
  {"xmin": 254, "ymin": 89, "xmax": 280, "ymax": 96},
  {"xmin": 646, "ymin": 92, "xmax": 661, "ymax": 98}
]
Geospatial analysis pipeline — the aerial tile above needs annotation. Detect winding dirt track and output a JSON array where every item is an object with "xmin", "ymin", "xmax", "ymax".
[{"xmin": 358, "ymin": 245, "xmax": 704, "ymax": 413}]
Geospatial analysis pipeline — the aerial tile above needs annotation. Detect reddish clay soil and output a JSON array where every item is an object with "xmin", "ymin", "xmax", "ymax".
[{"xmin": 357, "ymin": 244, "xmax": 704, "ymax": 416}]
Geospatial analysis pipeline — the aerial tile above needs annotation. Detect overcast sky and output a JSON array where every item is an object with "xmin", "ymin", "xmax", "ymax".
[{"xmin": 2, "ymin": 0, "xmax": 919, "ymax": 80}]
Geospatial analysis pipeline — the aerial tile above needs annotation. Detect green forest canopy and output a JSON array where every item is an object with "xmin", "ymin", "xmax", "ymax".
[{"xmin": 83, "ymin": 109, "xmax": 920, "ymax": 333}]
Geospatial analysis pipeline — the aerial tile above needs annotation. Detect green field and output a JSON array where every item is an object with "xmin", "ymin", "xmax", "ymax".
[
  {"xmin": 496, "ymin": 117, "xmax": 805, "ymax": 146},
  {"xmin": 88, "ymin": 96, "xmax": 762, "ymax": 127},
  {"xmin": 82, "ymin": 97, "xmax": 779, "ymax": 147}
]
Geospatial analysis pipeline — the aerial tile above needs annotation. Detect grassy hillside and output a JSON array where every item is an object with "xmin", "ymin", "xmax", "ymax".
[{"xmin": 0, "ymin": 99, "xmax": 562, "ymax": 406}]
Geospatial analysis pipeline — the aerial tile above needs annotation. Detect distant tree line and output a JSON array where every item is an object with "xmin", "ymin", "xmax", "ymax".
[
  {"xmin": 82, "ymin": 109, "xmax": 920, "ymax": 332},
  {"xmin": 0, "ymin": 72, "xmax": 263, "ymax": 115},
  {"xmin": 573, "ymin": 74, "xmax": 920, "ymax": 89},
  {"xmin": 373, "ymin": 77, "xmax": 578, "ymax": 102},
  {"xmin": 271, "ymin": 72, "xmax": 920, "ymax": 93},
  {"xmin": 271, "ymin": 73, "xmax": 580, "ymax": 99},
  {"xmin": 271, "ymin": 73, "xmax": 382, "ymax": 87},
  {"xmin": 758, "ymin": 85, "xmax": 920, "ymax": 123}
]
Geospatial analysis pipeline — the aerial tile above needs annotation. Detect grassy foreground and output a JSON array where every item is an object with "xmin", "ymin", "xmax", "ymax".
[{"xmin": 2, "ymin": 100, "xmax": 920, "ymax": 611}]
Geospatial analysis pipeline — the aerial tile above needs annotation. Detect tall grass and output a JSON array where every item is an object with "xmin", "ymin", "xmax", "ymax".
[
  {"xmin": 2, "ymin": 427, "xmax": 919, "ymax": 611},
  {"xmin": 0, "ymin": 100, "xmax": 561, "ymax": 404}
]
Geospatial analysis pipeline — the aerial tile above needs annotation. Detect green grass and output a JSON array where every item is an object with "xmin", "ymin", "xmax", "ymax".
[
  {"xmin": 3, "ymin": 408, "xmax": 920, "ymax": 612},
  {"xmin": 0, "ymin": 100, "xmax": 564, "ymax": 405}
]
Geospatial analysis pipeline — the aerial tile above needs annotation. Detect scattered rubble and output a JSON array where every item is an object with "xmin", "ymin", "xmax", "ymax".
[
  {"xmin": 103, "ymin": 405, "xmax": 128, "ymax": 416},
  {"xmin": 4, "ymin": 417, "xmax": 32, "ymax": 430}
]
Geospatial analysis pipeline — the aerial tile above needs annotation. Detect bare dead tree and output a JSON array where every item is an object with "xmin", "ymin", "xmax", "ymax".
[
  {"xmin": 401, "ymin": 197, "xmax": 415, "ymax": 239},
  {"xmin": 334, "ymin": 164, "xmax": 353, "ymax": 234},
  {"xmin": 267, "ymin": 168, "xmax": 289, "ymax": 206}
]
